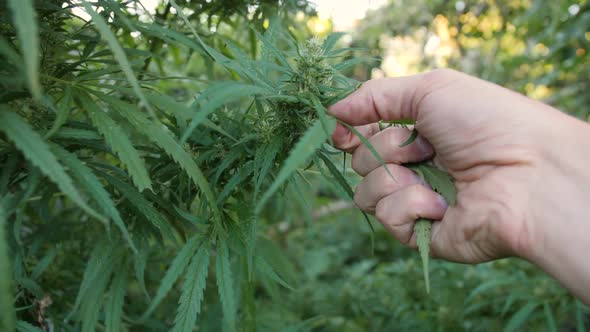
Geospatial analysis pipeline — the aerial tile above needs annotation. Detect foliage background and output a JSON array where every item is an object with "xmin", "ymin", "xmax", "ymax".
[{"xmin": 0, "ymin": 0, "xmax": 589, "ymax": 331}]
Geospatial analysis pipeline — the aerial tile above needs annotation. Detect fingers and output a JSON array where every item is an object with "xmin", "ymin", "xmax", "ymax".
[
  {"xmin": 328, "ymin": 74, "xmax": 426, "ymax": 126},
  {"xmin": 331, "ymin": 122, "xmax": 380, "ymax": 152},
  {"xmin": 354, "ymin": 164, "xmax": 423, "ymax": 214},
  {"xmin": 374, "ymin": 184, "xmax": 448, "ymax": 247},
  {"xmin": 351, "ymin": 126, "xmax": 434, "ymax": 176}
]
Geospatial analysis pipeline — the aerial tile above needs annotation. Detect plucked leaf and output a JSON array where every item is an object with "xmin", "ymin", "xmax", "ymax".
[
  {"xmin": 408, "ymin": 163, "xmax": 456, "ymax": 294},
  {"xmin": 216, "ymin": 239, "xmax": 236, "ymax": 332},
  {"xmin": 415, "ymin": 218, "xmax": 431, "ymax": 294},
  {"xmin": 8, "ymin": 0, "xmax": 40, "ymax": 100},
  {"xmin": 84, "ymin": 94, "xmax": 152, "ymax": 192},
  {"xmin": 399, "ymin": 128, "xmax": 418, "ymax": 147},
  {"xmin": 141, "ymin": 236, "xmax": 202, "ymax": 320},
  {"xmin": 409, "ymin": 163, "xmax": 457, "ymax": 205},
  {"xmin": 172, "ymin": 240, "xmax": 211, "ymax": 332},
  {"xmin": 0, "ymin": 110, "xmax": 106, "ymax": 223},
  {"xmin": 257, "ymin": 118, "xmax": 336, "ymax": 213}
]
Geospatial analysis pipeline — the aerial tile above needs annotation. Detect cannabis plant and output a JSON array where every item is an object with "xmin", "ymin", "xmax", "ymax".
[{"xmin": 0, "ymin": 0, "xmax": 377, "ymax": 330}]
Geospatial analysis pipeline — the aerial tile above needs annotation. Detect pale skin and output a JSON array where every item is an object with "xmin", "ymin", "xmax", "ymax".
[{"xmin": 329, "ymin": 69, "xmax": 590, "ymax": 305}]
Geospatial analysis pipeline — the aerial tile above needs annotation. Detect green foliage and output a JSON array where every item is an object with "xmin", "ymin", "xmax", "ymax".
[
  {"xmin": 7, "ymin": 0, "xmax": 40, "ymax": 100},
  {"xmin": 0, "ymin": 202, "xmax": 15, "ymax": 331},
  {"xmin": 0, "ymin": 0, "xmax": 354, "ymax": 329},
  {"xmin": 172, "ymin": 239, "xmax": 210, "ymax": 332}
]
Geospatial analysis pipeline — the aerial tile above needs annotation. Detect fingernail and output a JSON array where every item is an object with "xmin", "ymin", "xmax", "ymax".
[
  {"xmin": 438, "ymin": 194, "xmax": 449, "ymax": 209},
  {"xmin": 413, "ymin": 172, "xmax": 426, "ymax": 186}
]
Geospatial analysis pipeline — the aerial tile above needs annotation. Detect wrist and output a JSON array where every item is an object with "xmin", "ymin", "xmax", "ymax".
[{"xmin": 522, "ymin": 110, "xmax": 590, "ymax": 303}]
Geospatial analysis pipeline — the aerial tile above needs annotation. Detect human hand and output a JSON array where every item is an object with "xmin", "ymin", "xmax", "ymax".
[{"xmin": 330, "ymin": 69, "xmax": 590, "ymax": 303}]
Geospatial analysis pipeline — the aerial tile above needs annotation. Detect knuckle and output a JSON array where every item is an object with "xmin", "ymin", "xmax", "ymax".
[
  {"xmin": 362, "ymin": 78, "xmax": 383, "ymax": 90},
  {"xmin": 424, "ymin": 68, "xmax": 457, "ymax": 83},
  {"xmin": 374, "ymin": 199, "xmax": 389, "ymax": 223},
  {"xmin": 350, "ymin": 149, "xmax": 365, "ymax": 175},
  {"xmin": 379, "ymin": 166, "xmax": 398, "ymax": 191}
]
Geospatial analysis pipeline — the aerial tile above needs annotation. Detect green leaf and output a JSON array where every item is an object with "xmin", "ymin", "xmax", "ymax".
[
  {"xmin": 317, "ymin": 151, "xmax": 375, "ymax": 251},
  {"xmin": 169, "ymin": 0, "xmax": 216, "ymax": 59},
  {"xmin": 415, "ymin": 218, "xmax": 431, "ymax": 294},
  {"xmin": 323, "ymin": 32, "xmax": 346, "ymax": 52},
  {"xmin": 255, "ymin": 255, "xmax": 294, "ymax": 291},
  {"xmin": 0, "ymin": 202, "xmax": 15, "ymax": 332},
  {"xmin": 333, "ymin": 56, "xmax": 378, "ymax": 71},
  {"xmin": 105, "ymin": 268, "xmax": 128, "ymax": 332},
  {"xmin": 181, "ymin": 82, "xmax": 272, "ymax": 142},
  {"xmin": 216, "ymin": 239, "xmax": 236, "ymax": 332},
  {"xmin": 217, "ymin": 162, "xmax": 255, "ymax": 205},
  {"xmin": 467, "ymin": 278, "xmax": 516, "ymax": 302},
  {"xmin": 45, "ymin": 86, "xmax": 72, "ymax": 139},
  {"xmin": 577, "ymin": 300, "xmax": 587, "ymax": 332},
  {"xmin": 134, "ymin": 21, "xmax": 207, "ymax": 56},
  {"xmin": 83, "ymin": 94, "xmax": 152, "ymax": 192},
  {"xmin": 98, "ymin": 95, "xmax": 223, "ymax": 229},
  {"xmin": 98, "ymin": 171, "xmax": 175, "ymax": 241},
  {"xmin": 30, "ymin": 247, "xmax": 57, "ymax": 280},
  {"xmin": 80, "ymin": 0, "xmax": 155, "ymax": 117},
  {"xmin": 51, "ymin": 145, "xmax": 136, "ymax": 252},
  {"xmin": 253, "ymin": 28, "xmax": 291, "ymax": 69},
  {"xmin": 141, "ymin": 236, "xmax": 202, "ymax": 320},
  {"xmin": 0, "ymin": 110, "xmax": 106, "ymax": 224},
  {"xmin": 309, "ymin": 95, "xmax": 334, "ymax": 141},
  {"xmin": 543, "ymin": 302, "xmax": 557, "ymax": 332},
  {"xmin": 257, "ymin": 118, "xmax": 336, "ymax": 213},
  {"xmin": 68, "ymin": 239, "xmax": 114, "ymax": 331},
  {"xmin": 0, "ymin": 36, "xmax": 22, "ymax": 66},
  {"xmin": 8, "ymin": 0, "xmax": 40, "ymax": 100},
  {"xmin": 133, "ymin": 236, "xmax": 150, "ymax": 301},
  {"xmin": 53, "ymin": 127, "xmax": 102, "ymax": 141},
  {"xmin": 172, "ymin": 240, "xmax": 211, "ymax": 332},
  {"xmin": 15, "ymin": 321, "xmax": 43, "ymax": 332},
  {"xmin": 254, "ymin": 139, "xmax": 282, "ymax": 198},
  {"xmin": 504, "ymin": 302, "xmax": 539, "ymax": 332}
]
